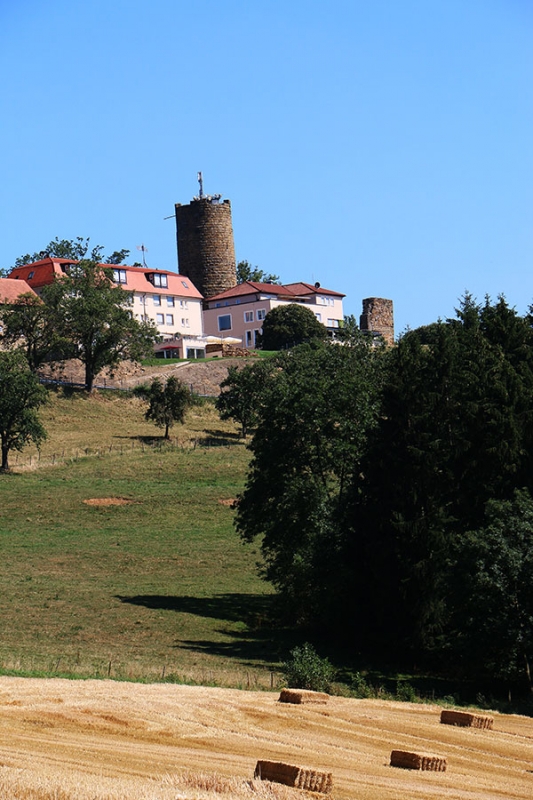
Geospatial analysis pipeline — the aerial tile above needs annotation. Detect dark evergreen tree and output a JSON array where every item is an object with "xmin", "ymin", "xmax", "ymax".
[
  {"xmin": 451, "ymin": 490, "xmax": 533, "ymax": 688},
  {"xmin": 358, "ymin": 294, "xmax": 533, "ymax": 658}
]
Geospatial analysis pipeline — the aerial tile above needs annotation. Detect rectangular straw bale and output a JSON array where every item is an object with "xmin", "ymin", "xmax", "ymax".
[
  {"xmin": 278, "ymin": 688, "xmax": 329, "ymax": 705},
  {"xmin": 390, "ymin": 750, "xmax": 447, "ymax": 771},
  {"xmin": 440, "ymin": 710, "xmax": 493, "ymax": 730},
  {"xmin": 254, "ymin": 760, "xmax": 333, "ymax": 794}
]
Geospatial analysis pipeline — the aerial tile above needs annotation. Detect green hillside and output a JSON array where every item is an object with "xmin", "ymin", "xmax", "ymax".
[{"xmin": 0, "ymin": 388, "xmax": 281, "ymax": 686}]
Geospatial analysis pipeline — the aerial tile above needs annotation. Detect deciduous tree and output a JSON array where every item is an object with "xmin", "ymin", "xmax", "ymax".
[
  {"xmin": 260, "ymin": 303, "xmax": 328, "ymax": 350},
  {"xmin": 44, "ymin": 261, "xmax": 158, "ymax": 392},
  {"xmin": 136, "ymin": 376, "xmax": 193, "ymax": 439},
  {"xmin": 13, "ymin": 237, "xmax": 129, "ymax": 268},
  {"xmin": 0, "ymin": 351, "xmax": 48, "ymax": 471},
  {"xmin": 236, "ymin": 260, "xmax": 280, "ymax": 285},
  {"xmin": 235, "ymin": 337, "xmax": 385, "ymax": 624},
  {"xmin": 216, "ymin": 362, "xmax": 273, "ymax": 437},
  {"xmin": 0, "ymin": 292, "xmax": 67, "ymax": 372}
]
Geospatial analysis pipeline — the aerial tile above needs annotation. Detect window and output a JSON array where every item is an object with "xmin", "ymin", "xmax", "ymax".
[
  {"xmin": 156, "ymin": 313, "xmax": 164, "ymax": 325},
  {"xmin": 179, "ymin": 299, "xmax": 188, "ymax": 309},
  {"xmin": 153, "ymin": 273, "xmax": 168, "ymax": 288},
  {"xmin": 316, "ymin": 312, "xmax": 322, "ymax": 321},
  {"xmin": 28, "ymin": 271, "xmax": 35, "ymax": 280},
  {"xmin": 244, "ymin": 311, "xmax": 254, "ymax": 322},
  {"xmin": 181, "ymin": 317, "xmax": 190, "ymax": 327},
  {"xmin": 254, "ymin": 329, "xmax": 261, "ymax": 346},
  {"xmin": 166, "ymin": 296, "xmax": 175, "ymax": 307},
  {"xmin": 153, "ymin": 295, "xmax": 161, "ymax": 306},
  {"xmin": 256, "ymin": 308, "xmax": 266, "ymax": 321},
  {"xmin": 113, "ymin": 269, "xmax": 127, "ymax": 284},
  {"xmin": 327, "ymin": 319, "xmax": 339, "ymax": 328},
  {"xmin": 181, "ymin": 280, "xmax": 189, "ymax": 288},
  {"xmin": 166, "ymin": 314, "xmax": 174, "ymax": 325},
  {"xmin": 246, "ymin": 330, "xmax": 253, "ymax": 346},
  {"xmin": 218, "ymin": 314, "xmax": 232, "ymax": 331}
]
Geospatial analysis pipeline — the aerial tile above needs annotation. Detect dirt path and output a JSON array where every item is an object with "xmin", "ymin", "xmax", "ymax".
[{"xmin": 0, "ymin": 677, "xmax": 532, "ymax": 799}]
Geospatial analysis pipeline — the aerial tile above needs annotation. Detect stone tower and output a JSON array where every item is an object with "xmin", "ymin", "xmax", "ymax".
[
  {"xmin": 360, "ymin": 298, "xmax": 394, "ymax": 345},
  {"xmin": 175, "ymin": 180, "xmax": 237, "ymax": 300}
]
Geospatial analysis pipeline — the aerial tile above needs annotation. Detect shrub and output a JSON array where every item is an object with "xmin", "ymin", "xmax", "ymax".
[{"xmin": 282, "ymin": 643, "xmax": 336, "ymax": 692}]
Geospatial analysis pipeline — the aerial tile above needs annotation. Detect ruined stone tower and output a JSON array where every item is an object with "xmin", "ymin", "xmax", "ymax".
[
  {"xmin": 175, "ymin": 178, "xmax": 237, "ymax": 300},
  {"xmin": 360, "ymin": 298, "xmax": 394, "ymax": 345}
]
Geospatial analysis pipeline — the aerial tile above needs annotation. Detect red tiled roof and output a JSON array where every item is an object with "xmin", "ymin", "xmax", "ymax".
[
  {"xmin": 207, "ymin": 280, "xmax": 345, "ymax": 303},
  {"xmin": 207, "ymin": 281, "xmax": 298, "ymax": 302},
  {"xmin": 0, "ymin": 278, "xmax": 38, "ymax": 303},
  {"xmin": 8, "ymin": 258, "xmax": 64, "ymax": 288},
  {"xmin": 110, "ymin": 265, "xmax": 203, "ymax": 300},
  {"xmin": 284, "ymin": 282, "xmax": 345, "ymax": 298},
  {"xmin": 8, "ymin": 259, "xmax": 202, "ymax": 300}
]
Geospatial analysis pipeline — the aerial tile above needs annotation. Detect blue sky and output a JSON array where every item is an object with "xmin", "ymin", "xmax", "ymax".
[{"xmin": 1, "ymin": 0, "xmax": 531, "ymax": 334}]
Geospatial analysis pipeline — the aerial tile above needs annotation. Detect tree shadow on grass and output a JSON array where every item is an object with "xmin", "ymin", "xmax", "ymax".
[
  {"xmin": 116, "ymin": 592, "xmax": 294, "ymax": 666},
  {"xmin": 196, "ymin": 431, "xmax": 243, "ymax": 447},
  {"xmin": 116, "ymin": 592, "xmax": 273, "ymax": 624},
  {"xmin": 174, "ymin": 633, "xmax": 291, "ymax": 667},
  {"xmin": 112, "ymin": 434, "xmax": 165, "ymax": 443},
  {"xmin": 203, "ymin": 428, "xmax": 243, "ymax": 442}
]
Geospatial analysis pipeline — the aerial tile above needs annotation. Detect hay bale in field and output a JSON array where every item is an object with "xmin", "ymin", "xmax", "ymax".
[
  {"xmin": 254, "ymin": 760, "xmax": 333, "ymax": 794},
  {"xmin": 390, "ymin": 750, "xmax": 447, "ymax": 771},
  {"xmin": 440, "ymin": 709, "xmax": 493, "ymax": 729},
  {"xmin": 278, "ymin": 688, "xmax": 329, "ymax": 705}
]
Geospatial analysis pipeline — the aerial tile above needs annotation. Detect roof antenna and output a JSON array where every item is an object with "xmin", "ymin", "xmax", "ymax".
[
  {"xmin": 136, "ymin": 244, "xmax": 148, "ymax": 267},
  {"xmin": 197, "ymin": 171, "xmax": 204, "ymax": 199}
]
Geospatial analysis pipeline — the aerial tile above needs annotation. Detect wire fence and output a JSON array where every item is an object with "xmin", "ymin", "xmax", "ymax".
[
  {"xmin": 13, "ymin": 434, "xmax": 240, "ymax": 471},
  {"xmin": 39, "ymin": 375, "xmax": 219, "ymax": 398}
]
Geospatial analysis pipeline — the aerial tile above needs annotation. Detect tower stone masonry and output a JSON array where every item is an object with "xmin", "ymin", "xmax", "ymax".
[
  {"xmin": 175, "ymin": 197, "xmax": 237, "ymax": 300},
  {"xmin": 360, "ymin": 297, "xmax": 394, "ymax": 345}
]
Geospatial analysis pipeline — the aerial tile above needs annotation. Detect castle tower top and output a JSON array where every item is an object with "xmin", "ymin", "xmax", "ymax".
[
  {"xmin": 175, "ymin": 177, "xmax": 237, "ymax": 300},
  {"xmin": 360, "ymin": 297, "xmax": 394, "ymax": 345}
]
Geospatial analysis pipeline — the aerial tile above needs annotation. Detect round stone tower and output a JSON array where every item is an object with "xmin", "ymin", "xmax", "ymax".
[
  {"xmin": 360, "ymin": 298, "xmax": 394, "ymax": 345},
  {"xmin": 175, "ymin": 188, "xmax": 237, "ymax": 300}
]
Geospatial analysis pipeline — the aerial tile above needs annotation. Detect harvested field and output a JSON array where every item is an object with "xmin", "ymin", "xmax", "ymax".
[
  {"xmin": 390, "ymin": 749, "xmax": 447, "ymax": 771},
  {"xmin": 278, "ymin": 689, "xmax": 329, "ymax": 705},
  {"xmin": 254, "ymin": 760, "xmax": 333, "ymax": 793},
  {"xmin": 0, "ymin": 678, "xmax": 532, "ymax": 799},
  {"xmin": 440, "ymin": 709, "xmax": 494, "ymax": 729}
]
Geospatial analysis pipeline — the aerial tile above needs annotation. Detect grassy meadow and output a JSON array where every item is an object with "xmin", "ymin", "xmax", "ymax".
[{"xmin": 0, "ymin": 388, "xmax": 284, "ymax": 687}]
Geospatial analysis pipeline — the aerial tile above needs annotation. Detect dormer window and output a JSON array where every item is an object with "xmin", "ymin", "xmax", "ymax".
[
  {"xmin": 113, "ymin": 269, "xmax": 127, "ymax": 284},
  {"xmin": 28, "ymin": 271, "xmax": 34, "ymax": 279},
  {"xmin": 146, "ymin": 273, "xmax": 168, "ymax": 288}
]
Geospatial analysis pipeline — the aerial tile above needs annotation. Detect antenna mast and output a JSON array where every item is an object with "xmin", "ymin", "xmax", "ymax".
[
  {"xmin": 136, "ymin": 244, "xmax": 148, "ymax": 268},
  {"xmin": 197, "ymin": 171, "xmax": 204, "ymax": 199}
]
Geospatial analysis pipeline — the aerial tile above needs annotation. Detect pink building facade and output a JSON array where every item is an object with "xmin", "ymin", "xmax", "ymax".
[{"xmin": 203, "ymin": 281, "xmax": 345, "ymax": 348}]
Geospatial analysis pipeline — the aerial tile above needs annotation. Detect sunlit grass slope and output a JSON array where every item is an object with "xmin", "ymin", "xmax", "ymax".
[{"xmin": 0, "ymin": 389, "xmax": 279, "ymax": 685}]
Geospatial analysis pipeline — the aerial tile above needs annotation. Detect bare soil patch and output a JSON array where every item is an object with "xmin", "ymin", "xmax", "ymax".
[
  {"xmin": 39, "ymin": 357, "xmax": 249, "ymax": 395},
  {"xmin": 0, "ymin": 678, "xmax": 532, "ymax": 800},
  {"xmin": 82, "ymin": 497, "xmax": 135, "ymax": 507}
]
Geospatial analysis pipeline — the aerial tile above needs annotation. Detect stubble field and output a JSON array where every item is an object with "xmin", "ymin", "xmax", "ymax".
[{"xmin": 0, "ymin": 677, "xmax": 532, "ymax": 800}]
